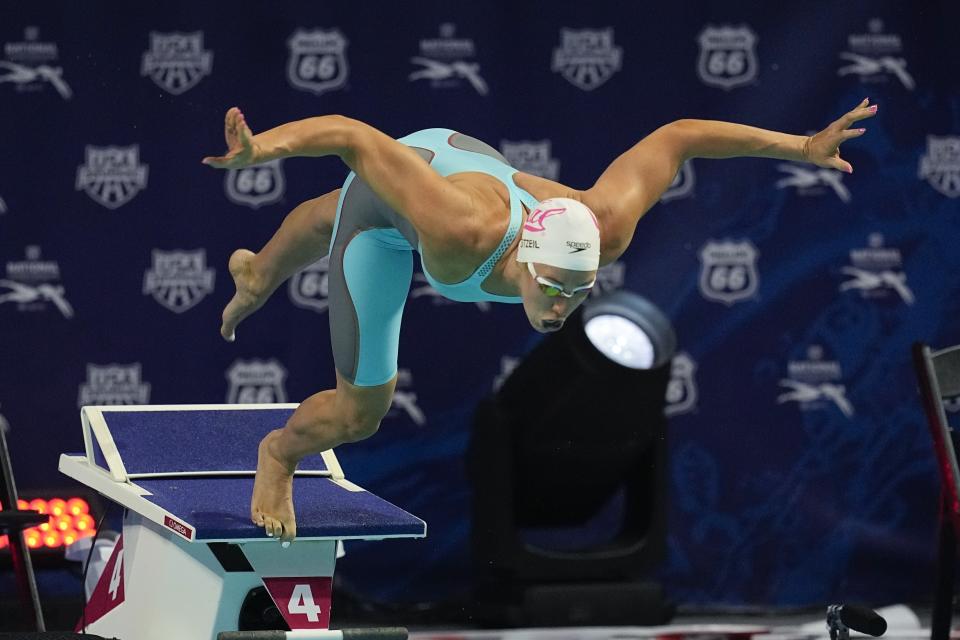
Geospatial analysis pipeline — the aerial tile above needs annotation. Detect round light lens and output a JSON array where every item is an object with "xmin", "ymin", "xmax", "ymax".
[{"xmin": 584, "ymin": 314, "xmax": 655, "ymax": 369}]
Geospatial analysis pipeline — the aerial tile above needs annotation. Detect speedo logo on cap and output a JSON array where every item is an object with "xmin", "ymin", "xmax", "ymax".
[{"xmin": 567, "ymin": 241, "xmax": 591, "ymax": 253}]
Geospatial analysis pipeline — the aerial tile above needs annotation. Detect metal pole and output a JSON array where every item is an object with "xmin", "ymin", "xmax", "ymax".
[
  {"xmin": 931, "ymin": 491, "xmax": 956, "ymax": 640},
  {"xmin": 0, "ymin": 424, "xmax": 45, "ymax": 631}
]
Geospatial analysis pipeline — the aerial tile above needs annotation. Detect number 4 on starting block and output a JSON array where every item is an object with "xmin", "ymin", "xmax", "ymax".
[{"xmin": 261, "ymin": 577, "xmax": 333, "ymax": 629}]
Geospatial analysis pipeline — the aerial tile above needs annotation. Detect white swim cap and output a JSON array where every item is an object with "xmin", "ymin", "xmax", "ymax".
[{"xmin": 516, "ymin": 197, "xmax": 601, "ymax": 271}]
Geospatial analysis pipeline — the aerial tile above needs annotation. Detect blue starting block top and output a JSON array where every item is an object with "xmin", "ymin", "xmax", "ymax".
[
  {"xmin": 135, "ymin": 476, "xmax": 425, "ymax": 540},
  {"xmin": 59, "ymin": 405, "xmax": 427, "ymax": 542},
  {"xmin": 91, "ymin": 406, "xmax": 330, "ymax": 475}
]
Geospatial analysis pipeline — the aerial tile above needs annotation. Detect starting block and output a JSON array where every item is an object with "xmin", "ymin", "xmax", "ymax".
[{"xmin": 58, "ymin": 404, "xmax": 427, "ymax": 640}]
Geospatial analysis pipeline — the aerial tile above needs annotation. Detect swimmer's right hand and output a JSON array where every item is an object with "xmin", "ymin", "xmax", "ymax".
[{"xmin": 202, "ymin": 107, "xmax": 263, "ymax": 169}]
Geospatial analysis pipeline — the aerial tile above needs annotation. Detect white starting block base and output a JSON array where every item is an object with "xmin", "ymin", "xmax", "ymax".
[
  {"xmin": 60, "ymin": 405, "xmax": 426, "ymax": 640},
  {"xmin": 79, "ymin": 510, "xmax": 336, "ymax": 638}
]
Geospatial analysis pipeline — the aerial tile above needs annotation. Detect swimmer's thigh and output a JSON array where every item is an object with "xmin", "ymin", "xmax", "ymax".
[{"xmin": 327, "ymin": 228, "xmax": 413, "ymax": 389}]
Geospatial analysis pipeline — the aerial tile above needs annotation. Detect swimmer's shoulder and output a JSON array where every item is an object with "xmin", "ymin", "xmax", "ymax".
[{"xmin": 511, "ymin": 172, "xmax": 590, "ymax": 207}]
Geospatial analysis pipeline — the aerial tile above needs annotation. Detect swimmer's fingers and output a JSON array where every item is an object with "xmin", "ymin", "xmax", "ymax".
[
  {"xmin": 202, "ymin": 107, "xmax": 260, "ymax": 169},
  {"xmin": 224, "ymin": 107, "xmax": 240, "ymax": 147},
  {"xmin": 839, "ymin": 127, "xmax": 868, "ymax": 141},
  {"xmin": 805, "ymin": 100, "xmax": 875, "ymax": 173},
  {"xmin": 235, "ymin": 110, "xmax": 255, "ymax": 153},
  {"xmin": 832, "ymin": 98, "xmax": 878, "ymax": 131},
  {"xmin": 824, "ymin": 154, "xmax": 854, "ymax": 174},
  {"xmin": 201, "ymin": 152, "xmax": 239, "ymax": 169}
]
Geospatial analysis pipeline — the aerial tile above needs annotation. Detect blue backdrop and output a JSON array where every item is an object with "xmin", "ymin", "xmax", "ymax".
[{"xmin": 2, "ymin": 0, "xmax": 959, "ymax": 608}]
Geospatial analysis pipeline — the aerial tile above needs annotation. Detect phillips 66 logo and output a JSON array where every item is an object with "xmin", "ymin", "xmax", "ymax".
[
  {"xmin": 697, "ymin": 25, "xmax": 758, "ymax": 90},
  {"xmin": 698, "ymin": 240, "xmax": 759, "ymax": 305},
  {"xmin": 665, "ymin": 352, "xmax": 698, "ymax": 417},
  {"xmin": 287, "ymin": 29, "xmax": 348, "ymax": 95},
  {"xmin": 289, "ymin": 257, "xmax": 331, "ymax": 313},
  {"xmin": 225, "ymin": 159, "xmax": 285, "ymax": 209},
  {"xmin": 226, "ymin": 359, "xmax": 288, "ymax": 404}
]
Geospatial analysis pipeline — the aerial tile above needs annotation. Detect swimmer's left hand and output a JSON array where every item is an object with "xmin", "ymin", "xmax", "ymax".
[
  {"xmin": 803, "ymin": 98, "xmax": 878, "ymax": 174},
  {"xmin": 202, "ymin": 106, "xmax": 263, "ymax": 169}
]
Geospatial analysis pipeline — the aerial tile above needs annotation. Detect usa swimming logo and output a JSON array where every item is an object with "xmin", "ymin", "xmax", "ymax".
[
  {"xmin": 552, "ymin": 28, "xmax": 622, "ymax": 91},
  {"xmin": 75, "ymin": 145, "xmax": 149, "ymax": 209},
  {"xmin": 142, "ymin": 249, "xmax": 215, "ymax": 313},
  {"xmin": 410, "ymin": 23, "xmax": 487, "ymax": 95},
  {"xmin": 918, "ymin": 136, "xmax": 960, "ymax": 199},
  {"xmin": 698, "ymin": 240, "xmax": 759, "ymax": 305},
  {"xmin": 697, "ymin": 25, "xmax": 758, "ymax": 90},
  {"xmin": 838, "ymin": 18, "xmax": 914, "ymax": 90},
  {"xmin": 500, "ymin": 140, "xmax": 560, "ymax": 181},
  {"xmin": 777, "ymin": 345, "xmax": 853, "ymax": 418},
  {"xmin": 226, "ymin": 359, "xmax": 288, "ymax": 404},
  {"xmin": 840, "ymin": 233, "xmax": 913, "ymax": 305},
  {"xmin": 1, "ymin": 26, "xmax": 72, "ymax": 99},
  {"xmin": 1, "ymin": 245, "xmax": 73, "ymax": 318},
  {"xmin": 78, "ymin": 364, "xmax": 151, "ymax": 407},
  {"xmin": 287, "ymin": 29, "xmax": 349, "ymax": 95},
  {"xmin": 140, "ymin": 31, "xmax": 213, "ymax": 95},
  {"xmin": 225, "ymin": 159, "xmax": 286, "ymax": 209}
]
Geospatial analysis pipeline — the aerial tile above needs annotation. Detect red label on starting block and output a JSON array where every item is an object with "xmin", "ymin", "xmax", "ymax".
[
  {"xmin": 262, "ymin": 576, "xmax": 333, "ymax": 630},
  {"xmin": 163, "ymin": 515, "xmax": 193, "ymax": 539},
  {"xmin": 75, "ymin": 535, "xmax": 125, "ymax": 631}
]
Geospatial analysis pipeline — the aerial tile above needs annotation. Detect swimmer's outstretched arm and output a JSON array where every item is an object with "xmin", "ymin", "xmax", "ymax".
[
  {"xmin": 587, "ymin": 99, "xmax": 878, "ymax": 264},
  {"xmin": 202, "ymin": 107, "xmax": 480, "ymax": 251}
]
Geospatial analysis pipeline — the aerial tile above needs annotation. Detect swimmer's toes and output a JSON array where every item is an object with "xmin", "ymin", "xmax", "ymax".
[
  {"xmin": 221, "ymin": 294, "xmax": 245, "ymax": 340},
  {"xmin": 264, "ymin": 517, "xmax": 279, "ymax": 538}
]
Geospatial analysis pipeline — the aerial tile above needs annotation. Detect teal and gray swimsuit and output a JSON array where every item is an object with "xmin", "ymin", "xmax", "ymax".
[{"xmin": 327, "ymin": 128, "xmax": 540, "ymax": 386}]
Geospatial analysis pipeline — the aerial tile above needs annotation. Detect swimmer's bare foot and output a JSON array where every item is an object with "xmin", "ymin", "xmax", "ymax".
[
  {"xmin": 221, "ymin": 249, "xmax": 275, "ymax": 341},
  {"xmin": 251, "ymin": 429, "xmax": 298, "ymax": 542}
]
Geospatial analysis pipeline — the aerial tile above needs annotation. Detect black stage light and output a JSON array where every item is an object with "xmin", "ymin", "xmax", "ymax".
[{"xmin": 468, "ymin": 290, "xmax": 676, "ymax": 627}]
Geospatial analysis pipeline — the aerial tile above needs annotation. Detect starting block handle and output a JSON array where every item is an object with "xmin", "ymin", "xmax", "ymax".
[{"xmin": 217, "ymin": 628, "xmax": 409, "ymax": 640}]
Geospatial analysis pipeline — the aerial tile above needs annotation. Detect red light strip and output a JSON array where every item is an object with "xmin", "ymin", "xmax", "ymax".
[{"xmin": 0, "ymin": 497, "xmax": 95, "ymax": 551}]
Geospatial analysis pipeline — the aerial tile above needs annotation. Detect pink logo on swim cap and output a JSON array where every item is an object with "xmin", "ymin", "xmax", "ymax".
[
  {"xmin": 586, "ymin": 208, "xmax": 600, "ymax": 230},
  {"xmin": 523, "ymin": 207, "xmax": 565, "ymax": 233}
]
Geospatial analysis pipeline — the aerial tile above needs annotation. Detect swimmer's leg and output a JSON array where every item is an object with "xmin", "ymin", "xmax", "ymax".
[
  {"xmin": 221, "ymin": 189, "xmax": 340, "ymax": 340},
  {"xmin": 251, "ymin": 370, "xmax": 397, "ymax": 542},
  {"xmin": 253, "ymin": 218, "xmax": 412, "ymax": 542}
]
